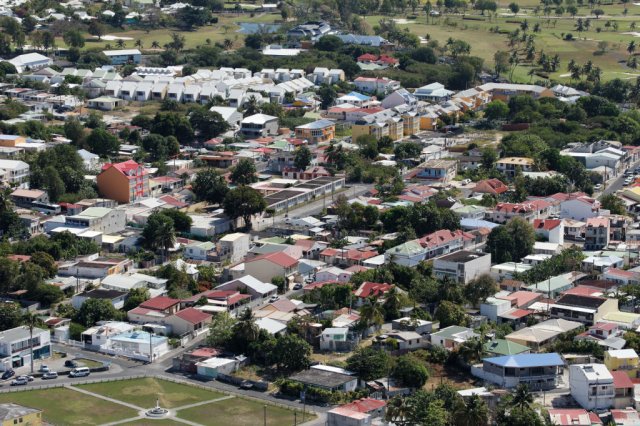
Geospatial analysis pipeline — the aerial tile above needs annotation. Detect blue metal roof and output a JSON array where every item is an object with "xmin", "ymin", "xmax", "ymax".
[
  {"xmin": 484, "ymin": 353, "xmax": 564, "ymax": 368},
  {"xmin": 460, "ymin": 218, "xmax": 500, "ymax": 229},
  {"xmin": 346, "ymin": 91, "xmax": 370, "ymax": 101}
]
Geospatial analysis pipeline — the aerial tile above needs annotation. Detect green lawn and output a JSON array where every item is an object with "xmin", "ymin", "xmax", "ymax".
[
  {"xmin": 78, "ymin": 377, "xmax": 224, "ymax": 409},
  {"xmin": 177, "ymin": 396, "xmax": 312, "ymax": 426},
  {"xmin": 77, "ymin": 358, "xmax": 104, "ymax": 368},
  {"xmin": 121, "ymin": 420, "xmax": 185, "ymax": 426},
  {"xmin": 0, "ymin": 387, "xmax": 136, "ymax": 425}
]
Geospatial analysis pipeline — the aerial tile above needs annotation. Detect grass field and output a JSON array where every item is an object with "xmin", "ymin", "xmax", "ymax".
[
  {"xmin": 121, "ymin": 420, "xmax": 185, "ymax": 425},
  {"xmin": 79, "ymin": 377, "xmax": 224, "ymax": 409},
  {"xmin": 177, "ymin": 396, "xmax": 310, "ymax": 426},
  {"xmin": 0, "ymin": 387, "xmax": 137, "ymax": 425}
]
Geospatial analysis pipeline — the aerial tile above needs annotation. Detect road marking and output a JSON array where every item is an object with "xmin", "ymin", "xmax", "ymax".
[{"xmin": 173, "ymin": 394, "xmax": 235, "ymax": 411}]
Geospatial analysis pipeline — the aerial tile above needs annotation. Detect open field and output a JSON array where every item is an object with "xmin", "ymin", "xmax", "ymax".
[
  {"xmin": 177, "ymin": 396, "xmax": 312, "ymax": 426},
  {"xmin": 0, "ymin": 387, "xmax": 137, "ymax": 425},
  {"xmin": 121, "ymin": 420, "xmax": 185, "ymax": 426},
  {"xmin": 79, "ymin": 377, "xmax": 224, "ymax": 409}
]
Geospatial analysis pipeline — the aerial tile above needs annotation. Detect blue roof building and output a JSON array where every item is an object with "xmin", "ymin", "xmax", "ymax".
[
  {"xmin": 472, "ymin": 353, "xmax": 565, "ymax": 390},
  {"xmin": 335, "ymin": 34, "xmax": 388, "ymax": 47}
]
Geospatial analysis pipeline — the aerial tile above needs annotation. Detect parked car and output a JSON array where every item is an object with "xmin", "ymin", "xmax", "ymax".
[
  {"xmin": 69, "ymin": 367, "xmax": 90, "ymax": 378},
  {"xmin": 593, "ymin": 184, "xmax": 603, "ymax": 191},
  {"xmin": 268, "ymin": 295, "xmax": 279, "ymax": 303},
  {"xmin": 461, "ymin": 179, "xmax": 471, "ymax": 185},
  {"xmin": 10, "ymin": 377, "xmax": 28, "ymax": 386},
  {"xmin": 39, "ymin": 365, "xmax": 49, "ymax": 373},
  {"xmin": 1, "ymin": 370, "xmax": 15, "ymax": 380},
  {"xmin": 64, "ymin": 360, "xmax": 78, "ymax": 368},
  {"xmin": 239, "ymin": 380, "xmax": 254, "ymax": 390},
  {"xmin": 17, "ymin": 375, "xmax": 33, "ymax": 382},
  {"xmin": 293, "ymin": 283, "xmax": 303, "ymax": 290},
  {"xmin": 42, "ymin": 372, "xmax": 58, "ymax": 380}
]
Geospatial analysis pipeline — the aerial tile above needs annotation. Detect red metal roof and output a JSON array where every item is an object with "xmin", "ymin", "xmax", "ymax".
[
  {"xmin": 354, "ymin": 282, "xmax": 393, "ymax": 298},
  {"xmin": 533, "ymin": 219, "xmax": 562, "ymax": 231},
  {"xmin": 246, "ymin": 251, "xmax": 298, "ymax": 268},
  {"xmin": 174, "ymin": 307, "xmax": 212, "ymax": 324},
  {"xmin": 612, "ymin": 370, "xmax": 634, "ymax": 389},
  {"xmin": 340, "ymin": 398, "xmax": 386, "ymax": 413},
  {"xmin": 140, "ymin": 296, "xmax": 180, "ymax": 311}
]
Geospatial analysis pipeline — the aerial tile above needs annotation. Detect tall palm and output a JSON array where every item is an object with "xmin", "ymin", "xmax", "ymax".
[
  {"xmin": 134, "ymin": 39, "xmax": 143, "ymax": 49},
  {"xmin": 629, "ymin": 40, "xmax": 637, "ymax": 56},
  {"xmin": 22, "ymin": 312, "xmax": 43, "ymax": 374},
  {"xmin": 359, "ymin": 297, "xmax": 384, "ymax": 330},
  {"xmin": 454, "ymin": 394, "xmax": 489, "ymax": 426},
  {"xmin": 512, "ymin": 383, "xmax": 534, "ymax": 410},
  {"xmin": 244, "ymin": 95, "xmax": 260, "ymax": 115},
  {"xmin": 151, "ymin": 40, "xmax": 160, "ymax": 49},
  {"xmin": 385, "ymin": 395, "xmax": 410, "ymax": 425},
  {"xmin": 223, "ymin": 38, "xmax": 233, "ymax": 50},
  {"xmin": 382, "ymin": 287, "xmax": 401, "ymax": 320},
  {"xmin": 458, "ymin": 337, "xmax": 484, "ymax": 364},
  {"xmin": 234, "ymin": 308, "xmax": 259, "ymax": 342}
]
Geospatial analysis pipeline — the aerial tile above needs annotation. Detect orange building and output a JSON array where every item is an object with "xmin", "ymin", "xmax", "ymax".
[
  {"xmin": 97, "ymin": 160, "xmax": 149, "ymax": 204},
  {"xmin": 0, "ymin": 135, "xmax": 26, "ymax": 147},
  {"xmin": 294, "ymin": 119, "xmax": 335, "ymax": 144}
]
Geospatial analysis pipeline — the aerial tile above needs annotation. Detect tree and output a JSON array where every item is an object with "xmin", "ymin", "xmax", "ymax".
[
  {"xmin": 458, "ymin": 337, "xmax": 484, "ymax": 364},
  {"xmin": 158, "ymin": 210, "xmax": 192, "ymax": 233},
  {"xmin": 434, "ymin": 300, "xmax": 468, "ymax": 327},
  {"xmin": 123, "ymin": 288, "xmax": 150, "ymax": 311},
  {"xmin": 42, "ymin": 167, "xmax": 65, "ymax": 202},
  {"xmin": 508, "ymin": 2, "xmax": 520, "ymax": 15},
  {"xmin": 22, "ymin": 312, "xmax": 43, "ymax": 373},
  {"xmin": 453, "ymin": 394, "xmax": 489, "ymax": 426},
  {"xmin": 317, "ymin": 84, "xmax": 337, "ymax": 109},
  {"xmin": 494, "ymin": 51, "xmax": 510, "ymax": 77},
  {"xmin": 506, "ymin": 217, "xmax": 535, "ymax": 260},
  {"xmin": 189, "ymin": 108, "xmax": 229, "ymax": 140},
  {"xmin": 74, "ymin": 298, "xmax": 123, "ymax": 327},
  {"xmin": 230, "ymin": 308, "xmax": 259, "ymax": 353},
  {"xmin": 271, "ymin": 276, "xmax": 286, "ymax": 293},
  {"xmin": 206, "ymin": 311, "xmax": 236, "ymax": 348},
  {"xmin": 142, "ymin": 212, "xmax": 176, "ymax": 256},
  {"xmin": 464, "ymin": 274, "xmax": 498, "ymax": 307},
  {"xmin": 223, "ymin": 186, "xmax": 266, "ymax": 230},
  {"xmin": 29, "ymin": 252, "xmax": 57, "ymax": 278},
  {"xmin": 392, "ymin": 354, "xmax": 429, "ymax": 388},
  {"xmin": 359, "ymin": 297, "xmax": 385, "ymax": 329},
  {"xmin": 484, "ymin": 100, "xmax": 509, "ymax": 121},
  {"xmin": 512, "ymin": 383, "xmax": 534, "ymax": 410},
  {"xmin": 88, "ymin": 21, "xmax": 105, "ymax": 40},
  {"xmin": 592, "ymin": 8, "xmax": 604, "ymax": 18},
  {"xmin": 268, "ymin": 334, "xmax": 311, "ymax": 372},
  {"xmin": 86, "ymin": 128, "xmax": 119, "ymax": 157},
  {"xmin": 230, "ymin": 158, "xmax": 257, "ymax": 185},
  {"xmin": 192, "ymin": 169, "xmax": 229, "ymax": 204},
  {"xmin": 346, "ymin": 347, "xmax": 392, "ymax": 381},
  {"xmin": 294, "ymin": 146, "xmax": 313, "ymax": 170},
  {"xmin": 600, "ymin": 194, "xmax": 627, "ymax": 215},
  {"xmin": 64, "ymin": 118, "xmax": 86, "ymax": 146},
  {"xmin": 63, "ymin": 29, "xmax": 85, "ymax": 48},
  {"xmin": 0, "ymin": 302, "xmax": 22, "ymax": 331}
]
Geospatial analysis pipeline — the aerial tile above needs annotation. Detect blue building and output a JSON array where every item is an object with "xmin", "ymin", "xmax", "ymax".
[{"xmin": 472, "ymin": 353, "xmax": 565, "ymax": 390}]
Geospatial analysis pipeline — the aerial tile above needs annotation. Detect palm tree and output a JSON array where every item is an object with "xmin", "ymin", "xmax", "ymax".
[
  {"xmin": 512, "ymin": 383, "xmax": 534, "ymax": 411},
  {"xmin": 454, "ymin": 394, "xmax": 489, "ymax": 426},
  {"xmin": 223, "ymin": 38, "xmax": 233, "ymax": 50},
  {"xmin": 244, "ymin": 95, "xmax": 260, "ymax": 115},
  {"xmin": 382, "ymin": 287, "xmax": 402, "ymax": 320},
  {"xmin": 359, "ymin": 297, "xmax": 384, "ymax": 333},
  {"xmin": 115, "ymin": 39, "xmax": 126, "ymax": 49},
  {"xmin": 458, "ymin": 337, "xmax": 484, "ymax": 364},
  {"xmin": 22, "ymin": 312, "xmax": 43, "ymax": 374},
  {"xmin": 151, "ymin": 40, "xmax": 160, "ymax": 49},
  {"xmin": 105, "ymin": 43, "xmax": 112, "ymax": 50},
  {"xmin": 385, "ymin": 395, "xmax": 410, "ymax": 425},
  {"xmin": 234, "ymin": 308, "xmax": 259, "ymax": 343},
  {"xmin": 134, "ymin": 39, "xmax": 143, "ymax": 49},
  {"xmin": 629, "ymin": 40, "xmax": 637, "ymax": 57}
]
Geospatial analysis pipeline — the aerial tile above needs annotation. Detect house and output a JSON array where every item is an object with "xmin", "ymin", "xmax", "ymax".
[
  {"xmin": 77, "ymin": 149, "xmax": 101, "ymax": 170},
  {"xmin": 217, "ymin": 233, "xmax": 251, "ymax": 264},
  {"xmin": 430, "ymin": 326, "xmax": 479, "ymax": 350},
  {"xmin": 414, "ymin": 82, "xmax": 454, "ymax": 102},
  {"xmin": 215, "ymin": 275, "xmax": 277, "ymax": 300},
  {"xmin": 101, "ymin": 330, "xmax": 169, "ymax": 361},
  {"xmin": 209, "ymin": 106, "xmax": 243, "ymax": 129},
  {"xmin": 558, "ymin": 195, "xmax": 602, "ymax": 221},
  {"xmin": 550, "ymin": 294, "xmax": 619, "ymax": 326},
  {"xmin": 353, "ymin": 77, "xmax": 400, "ymax": 94},
  {"xmin": 7, "ymin": 52, "xmax": 52, "ymax": 73},
  {"xmin": 611, "ymin": 408, "xmax": 640, "ymax": 425},
  {"xmin": 481, "ymin": 297, "xmax": 513, "ymax": 322},
  {"xmin": 87, "ymin": 96, "xmax": 124, "ymax": 111},
  {"xmin": 289, "ymin": 368, "xmax": 358, "ymax": 392},
  {"xmin": 414, "ymin": 159, "xmax": 457, "ymax": 182},
  {"xmin": 605, "ymin": 349, "xmax": 639, "ymax": 378},
  {"xmin": 295, "ymin": 119, "xmax": 335, "ymax": 144},
  {"xmin": 195, "ymin": 357, "xmax": 238, "ymax": 379},
  {"xmin": 381, "ymin": 89, "xmax": 418, "ymax": 109},
  {"xmin": 164, "ymin": 308, "xmax": 212, "ymax": 336},
  {"xmin": 102, "ymin": 49, "xmax": 142, "ymax": 65},
  {"xmin": 11, "ymin": 188, "xmax": 48, "ymax": 208},
  {"xmin": 585, "ymin": 217, "xmax": 610, "ymax": 250},
  {"xmin": 487, "ymin": 200, "xmax": 551, "ymax": 224},
  {"xmin": 472, "ymin": 353, "xmax": 564, "ymax": 390},
  {"xmin": 391, "ymin": 317, "xmax": 434, "ymax": 335},
  {"xmin": 0, "ymin": 404, "xmax": 43, "ymax": 426},
  {"xmin": 65, "ymin": 207, "xmax": 127, "ymax": 234},
  {"xmin": 0, "ymin": 326, "xmax": 50, "ymax": 372},
  {"xmin": 433, "ymin": 251, "xmax": 491, "ymax": 284},
  {"xmin": 477, "ymin": 82, "xmax": 554, "ymax": 101},
  {"xmin": 240, "ymin": 114, "xmax": 279, "ymax": 138},
  {"xmin": 569, "ymin": 364, "xmax": 614, "ymax": 410},
  {"xmin": 353, "ymin": 282, "xmax": 393, "ymax": 306},
  {"xmin": 0, "ymin": 159, "xmax": 29, "ymax": 187},
  {"xmin": 533, "ymin": 219, "xmax": 564, "ymax": 244},
  {"xmin": 184, "ymin": 241, "xmax": 216, "ymax": 261},
  {"xmin": 377, "ymin": 331, "xmax": 426, "ymax": 351},
  {"xmin": 287, "ymin": 21, "xmax": 331, "ymax": 41},
  {"xmin": 327, "ymin": 399, "xmax": 386, "ymax": 426},
  {"xmin": 97, "ymin": 160, "xmax": 149, "ymax": 204},
  {"xmin": 505, "ymin": 318, "xmax": 583, "ymax": 350},
  {"xmin": 384, "ymin": 240, "xmax": 426, "ymax": 267},
  {"xmin": 71, "ymin": 288, "xmax": 128, "ymax": 310},
  {"xmin": 244, "ymin": 252, "xmax": 298, "ymax": 283},
  {"xmin": 496, "ymin": 157, "xmax": 535, "ymax": 177},
  {"xmin": 320, "ymin": 327, "xmax": 350, "ymax": 351},
  {"xmin": 611, "ymin": 370, "xmax": 634, "ymax": 408},
  {"xmin": 100, "ymin": 273, "xmax": 167, "ymax": 293},
  {"xmin": 483, "ymin": 338, "xmax": 530, "ymax": 357},
  {"xmin": 548, "ymin": 409, "xmax": 603, "ymax": 426},
  {"xmin": 473, "ymin": 179, "xmax": 508, "ymax": 195},
  {"xmin": 256, "ymin": 317, "xmax": 287, "ymax": 336}
]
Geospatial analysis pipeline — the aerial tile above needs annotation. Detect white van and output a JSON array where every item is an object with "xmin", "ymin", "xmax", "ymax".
[{"xmin": 69, "ymin": 367, "xmax": 90, "ymax": 378}]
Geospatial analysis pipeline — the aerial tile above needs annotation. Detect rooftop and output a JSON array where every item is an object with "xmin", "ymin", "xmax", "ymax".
[
  {"xmin": 484, "ymin": 353, "xmax": 564, "ymax": 368},
  {"xmin": 289, "ymin": 369, "xmax": 356, "ymax": 388}
]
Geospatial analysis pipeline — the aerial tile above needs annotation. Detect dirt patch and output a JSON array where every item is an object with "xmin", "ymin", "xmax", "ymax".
[{"xmin": 424, "ymin": 363, "xmax": 478, "ymax": 390}]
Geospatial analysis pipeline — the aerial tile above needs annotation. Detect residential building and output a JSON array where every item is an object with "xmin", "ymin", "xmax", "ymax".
[
  {"xmin": 433, "ymin": 250, "xmax": 491, "ymax": 284},
  {"xmin": 65, "ymin": 207, "xmax": 126, "ymax": 234},
  {"xmin": 164, "ymin": 308, "xmax": 212, "ymax": 336},
  {"xmin": 0, "ymin": 404, "xmax": 42, "ymax": 426},
  {"xmin": 477, "ymin": 83, "xmax": 554, "ymax": 101},
  {"xmin": 392, "ymin": 317, "xmax": 434, "ymax": 335},
  {"xmin": 569, "ymin": 364, "xmax": 615, "ymax": 410},
  {"xmin": 605, "ymin": 349, "xmax": 639, "ymax": 378},
  {"xmin": 585, "ymin": 217, "xmax": 610, "ymax": 250},
  {"xmin": 496, "ymin": 157, "xmax": 535, "ymax": 177},
  {"xmin": 289, "ymin": 369, "xmax": 358, "ymax": 392},
  {"xmin": 195, "ymin": 357, "xmax": 238, "ymax": 379},
  {"xmin": 184, "ymin": 241, "xmax": 216, "ymax": 261},
  {"xmin": 97, "ymin": 160, "xmax": 149, "ymax": 204},
  {"xmin": 611, "ymin": 371, "xmax": 634, "ymax": 408},
  {"xmin": 87, "ymin": 96, "xmax": 124, "ymax": 111},
  {"xmin": 376, "ymin": 331, "xmax": 426, "ymax": 351},
  {"xmin": 473, "ymin": 179, "xmax": 508, "ymax": 196},
  {"xmin": 102, "ymin": 49, "xmax": 142, "ymax": 65},
  {"xmin": 548, "ymin": 409, "xmax": 602, "ymax": 426},
  {"xmin": 384, "ymin": 240, "xmax": 426, "ymax": 267},
  {"xmin": 10, "ymin": 189, "xmax": 49, "ymax": 209},
  {"xmin": 0, "ymin": 159, "xmax": 29, "ymax": 187},
  {"xmin": 287, "ymin": 21, "xmax": 331, "ymax": 41},
  {"xmin": 487, "ymin": 200, "xmax": 551, "ymax": 224},
  {"xmin": 320, "ymin": 327, "xmax": 351, "ymax": 352},
  {"xmin": 483, "ymin": 338, "xmax": 530, "ymax": 357},
  {"xmin": 71, "ymin": 288, "xmax": 128, "ymax": 310},
  {"xmin": 472, "ymin": 353, "xmax": 564, "ymax": 390},
  {"xmin": 101, "ymin": 330, "xmax": 168, "ymax": 361},
  {"xmin": 0, "ymin": 326, "xmax": 50, "ymax": 372},
  {"xmin": 414, "ymin": 82, "xmax": 454, "ymax": 102},
  {"xmin": 240, "ymin": 114, "xmax": 279, "ymax": 138},
  {"xmin": 430, "ymin": 326, "xmax": 479, "ymax": 350},
  {"xmin": 353, "ymin": 282, "xmax": 394, "ymax": 307},
  {"xmin": 481, "ymin": 297, "xmax": 513, "ymax": 322},
  {"xmin": 353, "ymin": 77, "xmax": 400, "ymax": 94},
  {"xmin": 215, "ymin": 275, "xmax": 277, "ymax": 300},
  {"xmin": 533, "ymin": 219, "xmax": 564, "ymax": 244},
  {"xmin": 209, "ymin": 106, "xmax": 243, "ymax": 129},
  {"xmin": 7, "ymin": 52, "xmax": 52, "ymax": 73},
  {"xmin": 244, "ymin": 252, "xmax": 298, "ymax": 283},
  {"xmin": 414, "ymin": 160, "xmax": 457, "ymax": 182},
  {"xmin": 505, "ymin": 318, "xmax": 583, "ymax": 350},
  {"xmin": 550, "ymin": 294, "xmax": 619, "ymax": 326},
  {"xmin": 381, "ymin": 89, "xmax": 418, "ymax": 109},
  {"xmin": 327, "ymin": 399, "xmax": 386, "ymax": 426},
  {"xmin": 217, "ymin": 233, "xmax": 251, "ymax": 264},
  {"xmin": 295, "ymin": 119, "xmax": 335, "ymax": 144}
]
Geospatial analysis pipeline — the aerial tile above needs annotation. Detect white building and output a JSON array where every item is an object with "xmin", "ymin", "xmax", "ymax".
[
  {"xmin": 7, "ymin": 53, "xmax": 52, "ymax": 73},
  {"xmin": 218, "ymin": 232, "xmax": 251, "ymax": 263},
  {"xmin": 0, "ymin": 326, "xmax": 51, "ymax": 372},
  {"xmin": 433, "ymin": 251, "xmax": 491, "ymax": 284},
  {"xmin": 569, "ymin": 364, "xmax": 615, "ymax": 410},
  {"xmin": 240, "ymin": 113, "xmax": 279, "ymax": 138},
  {"xmin": 210, "ymin": 106, "xmax": 243, "ymax": 129},
  {"xmin": 0, "ymin": 159, "xmax": 29, "ymax": 187},
  {"xmin": 102, "ymin": 49, "xmax": 142, "ymax": 65},
  {"xmin": 101, "ymin": 330, "xmax": 169, "ymax": 362}
]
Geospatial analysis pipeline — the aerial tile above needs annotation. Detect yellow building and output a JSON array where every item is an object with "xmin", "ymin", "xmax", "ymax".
[
  {"xmin": 0, "ymin": 403, "xmax": 42, "ymax": 426},
  {"xmin": 401, "ymin": 111, "xmax": 420, "ymax": 136},
  {"xmin": 353, "ymin": 109, "xmax": 405, "ymax": 142},
  {"xmin": 96, "ymin": 160, "xmax": 149, "ymax": 204},
  {"xmin": 605, "ymin": 349, "xmax": 640, "ymax": 378},
  {"xmin": 294, "ymin": 119, "xmax": 335, "ymax": 144},
  {"xmin": 477, "ymin": 83, "xmax": 555, "ymax": 102},
  {"xmin": 0, "ymin": 135, "xmax": 26, "ymax": 147}
]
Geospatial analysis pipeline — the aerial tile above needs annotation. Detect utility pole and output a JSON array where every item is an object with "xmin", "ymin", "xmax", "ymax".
[{"xmin": 263, "ymin": 405, "xmax": 266, "ymax": 426}]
